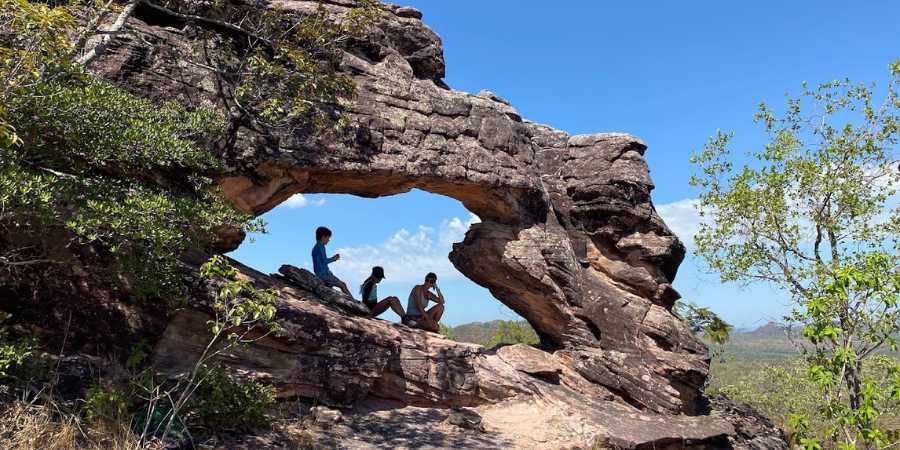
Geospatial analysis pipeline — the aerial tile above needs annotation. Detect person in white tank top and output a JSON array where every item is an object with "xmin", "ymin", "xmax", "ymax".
[{"xmin": 404, "ymin": 272, "xmax": 445, "ymax": 333}]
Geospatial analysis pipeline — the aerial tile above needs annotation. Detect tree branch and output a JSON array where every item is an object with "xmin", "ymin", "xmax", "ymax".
[
  {"xmin": 77, "ymin": 1, "xmax": 140, "ymax": 66},
  {"xmin": 140, "ymin": 1, "xmax": 273, "ymax": 48},
  {"xmin": 0, "ymin": 256, "xmax": 58, "ymax": 267}
]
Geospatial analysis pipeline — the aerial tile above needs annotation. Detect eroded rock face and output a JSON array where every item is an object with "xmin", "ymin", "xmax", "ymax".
[{"xmin": 88, "ymin": 0, "xmax": 783, "ymax": 447}]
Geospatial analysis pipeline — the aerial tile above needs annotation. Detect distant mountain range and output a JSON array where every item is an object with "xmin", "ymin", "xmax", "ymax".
[
  {"xmin": 449, "ymin": 319, "xmax": 897, "ymax": 359},
  {"xmin": 721, "ymin": 321, "xmax": 800, "ymax": 359},
  {"xmin": 448, "ymin": 320, "xmax": 804, "ymax": 357}
]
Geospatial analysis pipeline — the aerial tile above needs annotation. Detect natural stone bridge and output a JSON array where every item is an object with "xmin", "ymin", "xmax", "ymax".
[{"xmin": 92, "ymin": 1, "xmax": 785, "ymax": 447}]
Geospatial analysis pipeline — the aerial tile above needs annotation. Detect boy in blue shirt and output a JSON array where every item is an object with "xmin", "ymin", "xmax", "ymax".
[{"xmin": 312, "ymin": 226, "xmax": 352, "ymax": 298}]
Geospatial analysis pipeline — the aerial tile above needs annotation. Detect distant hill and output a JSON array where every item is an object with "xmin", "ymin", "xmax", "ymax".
[
  {"xmin": 447, "ymin": 319, "xmax": 805, "ymax": 358},
  {"xmin": 447, "ymin": 319, "xmax": 897, "ymax": 360},
  {"xmin": 448, "ymin": 320, "xmax": 507, "ymax": 345},
  {"xmin": 722, "ymin": 321, "xmax": 800, "ymax": 359}
]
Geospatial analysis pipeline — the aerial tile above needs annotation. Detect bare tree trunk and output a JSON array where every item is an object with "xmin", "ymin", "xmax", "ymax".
[
  {"xmin": 77, "ymin": 1, "xmax": 140, "ymax": 66},
  {"xmin": 845, "ymin": 359, "xmax": 863, "ymax": 413}
]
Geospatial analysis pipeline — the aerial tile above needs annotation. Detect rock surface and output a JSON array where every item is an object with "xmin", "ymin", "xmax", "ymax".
[
  {"xmin": 88, "ymin": 0, "xmax": 788, "ymax": 447},
  {"xmin": 154, "ymin": 259, "xmax": 750, "ymax": 448}
]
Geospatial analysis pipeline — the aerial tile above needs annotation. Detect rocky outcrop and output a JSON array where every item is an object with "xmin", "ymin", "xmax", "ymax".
[
  {"xmin": 88, "ymin": 0, "xmax": 786, "ymax": 447},
  {"xmin": 154, "ymin": 260, "xmax": 737, "ymax": 448}
]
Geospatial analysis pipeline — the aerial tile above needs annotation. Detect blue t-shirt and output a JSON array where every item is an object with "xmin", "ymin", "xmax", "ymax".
[{"xmin": 311, "ymin": 243, "xmax": 335, "ymax": 277}]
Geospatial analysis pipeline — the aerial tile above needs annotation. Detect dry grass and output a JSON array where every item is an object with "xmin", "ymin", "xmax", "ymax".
[{"xmin": 0, "ymin": 401, "xmax": 159, "ymax": 450}]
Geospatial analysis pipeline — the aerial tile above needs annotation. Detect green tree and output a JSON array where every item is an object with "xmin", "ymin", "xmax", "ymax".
[
  {"xmin": 486, "ymin": 320, "xmax": 539, "ymax": 348},
  {"xmin": 438, "ymin": 322, "xmax": 455, "ymax": 340},
  {"xmin": 0, "ymin": 1, "xmax": 258, "ymax": 296},
  {"xmin": 673, "ymin": 300, "xmax": 732, "ymax": 345},
  {"xmin": 691, "ymin": 61, "xmax": 900, "ymax": 449},
  {"xmin": 0, "ymin": 0, "xmax": 378, "ymax": 298}
]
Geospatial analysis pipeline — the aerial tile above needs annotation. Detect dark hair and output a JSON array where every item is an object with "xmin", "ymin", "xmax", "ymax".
[
  {"xmin": 315, "ymin": 226, "xmax": 332, "ymax": 241},
  {"xmin": 362, "ymin": 267, "xmax": 385, "ymax": 302},
  {"xmin": 425, "ymin": 272, "xmax": 437, "ymax": 282}
]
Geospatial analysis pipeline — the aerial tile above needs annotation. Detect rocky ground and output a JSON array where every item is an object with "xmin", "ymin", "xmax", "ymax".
[{"xmin": 150, "ymin": 261, "xmax": 785, "ymax": 449}]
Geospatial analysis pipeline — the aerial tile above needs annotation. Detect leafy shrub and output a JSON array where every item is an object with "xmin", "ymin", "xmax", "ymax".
[
  {"xmin": 0, "ymin": 312, "xmax": 34, "ymax": 379},
  {"xmin": 0, "ymin": 0, "xmax": 266, "ymax": 298},
  {"xmin": 189, "ymin": 365, "xmax": 275, "ymax": 429},
  {"xmin": 708, "ymin": 356, "xmax": 900, "ymax": 446},
  {"xmin": 673, "ymin": 300, "xmax": 732, "ymax": 345},
  {"xmin": 83, "ymin": 385, "xmax": 129, "ymax": 427}
]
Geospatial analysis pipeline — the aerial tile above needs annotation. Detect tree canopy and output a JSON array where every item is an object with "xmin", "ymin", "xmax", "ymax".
[{"xmin": 692, "ymin": 61, "xmax": 900, "ymax": 449}]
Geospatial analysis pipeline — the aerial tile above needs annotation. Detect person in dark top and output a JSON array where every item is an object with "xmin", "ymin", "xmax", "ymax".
[
  {"xmin": 403, "ymin": 272, "xmax": 445, "ymax": 332},
  {"xmin": 311, "ymin": 226, "xmax": 352, "ymax": 298},
  {"xmin": 359, "ymin": 266, "xmax": 405, "ymax": 319}
]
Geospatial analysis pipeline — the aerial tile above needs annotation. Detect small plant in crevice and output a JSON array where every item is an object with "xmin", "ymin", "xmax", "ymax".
[{"xmin": 0, "ymin": 312, "xmax": 35, "ymax": 380}]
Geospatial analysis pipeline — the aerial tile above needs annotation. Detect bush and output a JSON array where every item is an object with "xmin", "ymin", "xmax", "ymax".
[
  {"xmin": 486, "ymin": 320, "xmax": 539, "ymax": 348},
  {"xmin": 438, "ymin": 322, "xmax": 455, "ymax": 340},
  {"xmin": 708, "ymin": 356, "xmax": 900, "ymax": 445},
  {"xmin": 0, "ymin": 312, "xmax": 34, "ymax": 380},
  {"xmin": 189, "ymin": 366, "xmax": 275, "ymax": 430},
  {"xmin": 83, "ymin": 385, "xmax": 129, "ymax": 427}
]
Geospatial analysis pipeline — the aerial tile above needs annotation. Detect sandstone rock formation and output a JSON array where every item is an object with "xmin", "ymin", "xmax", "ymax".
[{"xmin": 89, "ymin": 1, "xmax": 787, "ymax": 448}]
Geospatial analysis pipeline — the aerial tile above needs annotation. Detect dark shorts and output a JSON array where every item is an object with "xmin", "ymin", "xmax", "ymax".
[
  {"xmin": 363, "ymin": 299, "xmax": 378, "ymax": 310},
  {"xmin": 319, "ymin": 272, "xmax": 342, "ymax": 288}
]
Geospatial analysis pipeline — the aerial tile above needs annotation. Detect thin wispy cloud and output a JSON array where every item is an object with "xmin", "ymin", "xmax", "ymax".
[
  {"xmin": 655, "ymin": 198, "xmax": 705, "ymax": 247},
  {"xmin": 331, "ymin": 214, "xmax": 481, "ymax": 287},
  {"xmin": 280, "ymin": 194, "xmax": 327, "ymax": 209}
]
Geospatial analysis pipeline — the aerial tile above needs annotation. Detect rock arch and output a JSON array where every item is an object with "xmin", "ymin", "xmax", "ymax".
[
  {"xmin": 215, "ymin": 91, "xmax": 702, "ymax": 417},
  {"xmin": 209, "ymin": 10, "xmax": 703, "ymax": 411}
]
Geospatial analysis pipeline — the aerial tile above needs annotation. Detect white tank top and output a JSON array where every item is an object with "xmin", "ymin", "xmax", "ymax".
[{"xmin": 407, "ymin": 286, "xmax": 427, "ymax": 317}]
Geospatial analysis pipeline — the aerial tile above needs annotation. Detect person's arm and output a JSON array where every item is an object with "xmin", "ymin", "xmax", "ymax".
[
  {"xmin": 414, "ymin": 287, "xmax": 438, "ymax": 328},
  {"xmin": 413, "ymin": 286, "xmax": 430, "ymax": 314},
  {"xmin": 426, "ymin": 288, "xmax": 444, "ymax": 304}
]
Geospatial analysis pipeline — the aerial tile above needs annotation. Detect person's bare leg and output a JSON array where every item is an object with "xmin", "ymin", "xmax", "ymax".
[
  {"xmin": 388, "ymin": 296, "xmax": 405, "ymax": 317},
  {"xmin": 369, "ymin": 300, "xmax": 391, "ymax": 317},
  {"xmin": 336, "ymin": 281, "xmax": 352, "ymax": 298},
  {"xmin": 418, "ymin": 304, "xmax": 443, "ymax": 333},
  {"xmin": 421, "ymin": 318, "xmax": 439, "ymax": 333},
  {"xmin": 427, "ymin": 303, "xmax": 444, "ymax": 324}
]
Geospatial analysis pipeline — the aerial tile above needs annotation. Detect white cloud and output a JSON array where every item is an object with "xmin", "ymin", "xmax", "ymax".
[
  {"xmin": 331, "ymin": 213, "xmax": 481, "ymax": 287},
  {"xmin": 655, "ymin": 198, "xmax": 705, "ymax": 246},
  {"xmin": 280, "ymin": 194, "xmax": 326, "ymax": 209}
]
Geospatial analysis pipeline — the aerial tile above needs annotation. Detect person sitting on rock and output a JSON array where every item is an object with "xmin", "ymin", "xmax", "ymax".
[
  {"xmin": 403, "ymin": 272, "xmax": 445, "ymax": 332},
  {"xmin": 360, "ymin": 266, "xmax": 405, "ymax": 319},
  {"xmin": 312, "ymin": 226, "xmax": 352, "ymax": 298}
]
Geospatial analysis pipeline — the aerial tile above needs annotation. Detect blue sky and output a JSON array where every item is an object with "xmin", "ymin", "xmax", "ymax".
[{"xmin": 231, "ymin": 1, "xmax": 900, "ymax": 329}]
